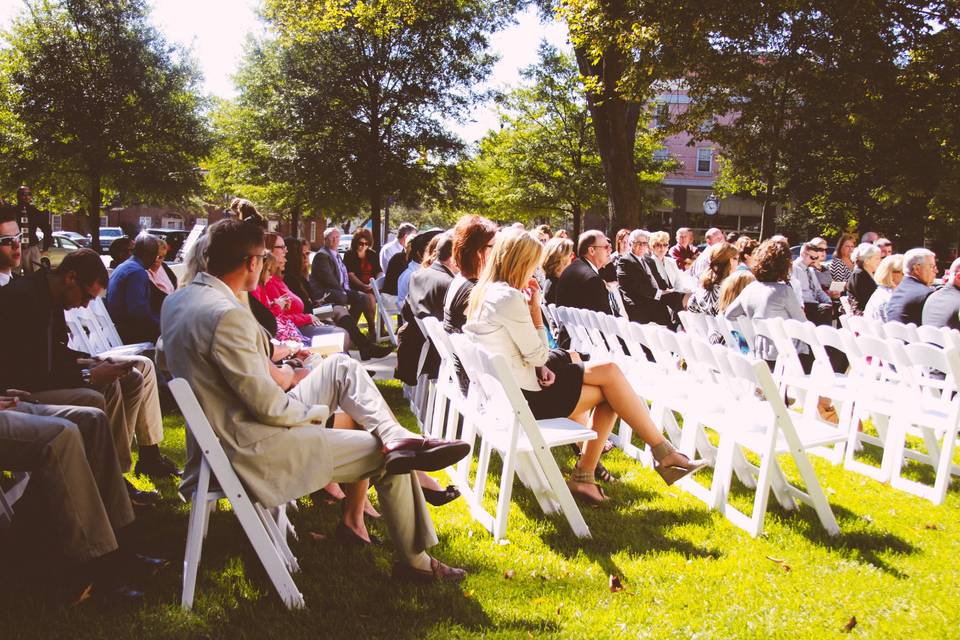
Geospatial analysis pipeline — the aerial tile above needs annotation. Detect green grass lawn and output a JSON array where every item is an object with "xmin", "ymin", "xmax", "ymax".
[{"xmin": 3, "ymin": 379, "xmax": 960, "ymax": 639}]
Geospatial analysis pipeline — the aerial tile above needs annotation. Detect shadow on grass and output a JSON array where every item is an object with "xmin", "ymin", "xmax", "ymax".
[
  {"xmin": 0, "ymin": 476, "xmax": 519, "ymax": 640},
  {"xmin": 718, "ymin": 460, "xmax": 918, "ymax": 579}
]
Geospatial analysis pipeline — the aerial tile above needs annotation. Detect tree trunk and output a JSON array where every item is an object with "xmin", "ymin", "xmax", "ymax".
[
  {"xmin": 573, "ymin": 34, "xmax": 642, "ymax": 233},
  {"xmin": 572, "ymin": 203, "xmax": 583, "ymax": 240},
  {"xmin": 370, "ymin": 189, "xmax": 382, "ymax": 252},
  {"xmin": 290, "ymin": 204, "xmax": 302, "ymax": 239},
  {"xmin": 88, "ymin": 172, "xmax": 102, "ymax": 252}
]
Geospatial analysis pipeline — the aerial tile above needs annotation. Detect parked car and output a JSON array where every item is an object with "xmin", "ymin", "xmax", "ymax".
[
  {"xmin": 40, "ymin": 234, "xmax": 84, "ymax": 268},
  {"xmin": 53, "ymin": 231, "xmax": 91, "ymax": 248},
  {"xmin": 97, "ymin": 227, "xmax": 126, "ymax": 254},
  {"xmin": 338, "ymin": 234, "xmax": 352, "ymax": 255},
  {"xmin": 145, "ymin": 228, "xmax": 190, "ymax": 261}
]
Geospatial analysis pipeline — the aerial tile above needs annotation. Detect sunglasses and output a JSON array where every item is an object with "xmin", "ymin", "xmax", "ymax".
[
  {"xmin": 0, "ymin": 233, "xmax": 22, "ymax": 248},
  {"xmin": 358, "ymin": 241, "xmax": 370, "ymax": 246}
]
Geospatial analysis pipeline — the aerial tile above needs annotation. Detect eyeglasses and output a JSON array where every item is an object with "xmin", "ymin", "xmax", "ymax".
[
  {"xmin": 358, "ymin": 241, "xmax": 369, "ymax": 247},
  {"xmin": 247, "ymin": 252, "xmax": 268, "ymax": 262},
  {"xmin": 591, "ymin": 243, "xmax": 612, "ymax": 251},
  {"xmin": 0, "ymin": 233, "xmax": 22, "ymax": 248},
  {"xmin": 651, "ymin": 243, "xmax": 668, "ymax": 248},
  {"xmin": 274, "ymin": 244, "xmax": 287, "ymax": 252},
  {"xmin": 634, "ymin": 241, "xmax": 649, "ymax": 246}
]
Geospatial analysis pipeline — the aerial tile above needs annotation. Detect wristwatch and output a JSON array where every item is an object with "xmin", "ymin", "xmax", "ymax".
[{"xmin": 80, "ymin": 368, "xmax": 91, "ymax": 386}]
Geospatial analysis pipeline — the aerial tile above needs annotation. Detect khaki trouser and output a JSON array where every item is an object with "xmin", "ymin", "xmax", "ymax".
[
  {"xmin": 20, "ymin": 244, "xmax": 42, "ymax": 273},
  {"xmin": 287, "ymin": 355, "xmax": 438, "ymax": 564},
  {"xmin": 0, "ymin": 404, "xmax": 135, "ymax": 561},
  {"xmin": 30, "ymin": 354, "xmax": 164, "ymax": 472}
]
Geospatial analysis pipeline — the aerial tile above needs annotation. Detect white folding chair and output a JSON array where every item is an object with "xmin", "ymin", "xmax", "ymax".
[
  {"xmin": 0, "ymin": 471, "xmax": 30, "ymax": 527},
  {"xmin": 168, "ymin": 379, "xmax": 305, "ymax": 610},
  {"xmin": 371, "ymin": 276, "xmax": 401, "ymax": 346},
  {"xmin": 447, "ymin": 334, "xmax": 596, "ymax": 541},
  {"xmin": 709, "ymin": 349, "xmax": 845, "ymax": 537},
  {"xmin": 916, "ymin": 324, "xmax": 948, "ymax": 348},
  {"xmin": 884, "ymin": 343, "xmax": 960, "ymax": 504},
  {"xmin": 883, "ymin": 321, "xmax": 920, "ymax": 344},
  {"xmin": 841, "ymin": 334, "xmax": 908, "ymax": 483}
]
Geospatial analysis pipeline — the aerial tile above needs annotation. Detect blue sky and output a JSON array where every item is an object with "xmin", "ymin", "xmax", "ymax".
[{"xmin": 0, "ymin": 0, "xmax": 569, "ymax": 143}]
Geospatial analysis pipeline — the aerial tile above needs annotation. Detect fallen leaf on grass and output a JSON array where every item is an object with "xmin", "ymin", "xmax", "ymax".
[
  {"xmin": 765, "ymin": 556, "xmax": 786, "ymax": 564},
  {"xmin": 924, "ymin": 523, "xmax": 940, "ymax": 530},
  {"xmin": 308, "ymin": 531, "xmax": 327, "ymax": 541},
  {"xmin": 503, "ymin": 569, "xmax": 515, "ymax": 580},
  {"xmin": 464, "ymin": 590, "xmax": 475, "ymax": 599},
  {"xmin": 781, "ymin": 564, "xmax": 791, "ymax": 572},
  {"xmin": 609, "ymin": 575, "xmax": 624, "ymax": 592},
  {"xmin": 843, "ymin": 616, "xmax": 857, "ymax": 633},
  {"xmin": 531, "ymin": 597, "xmax": 549, "ymax": 605}
]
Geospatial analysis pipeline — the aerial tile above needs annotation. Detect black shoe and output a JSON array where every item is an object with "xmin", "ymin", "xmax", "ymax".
[
  {"xmin": 422, "ymin": 485, "xmax": 461, "ymax": 507},
  {"xmin": 120, "ymin": 554, "xmax": 170, "ymax": 582},
  {"xmin": 94, "ymin": 583, "xmax": 145, "ymax": 605},
  {"xmin": 359, "ymin": 343, "xmax": 394, "ymax": 361},
  {"xmin": 125, "ymin": 479, "xmax": 160, "ymax": 506},
  {"xmin": 335, "ymin": 522, "xmax": 382, "ymax": 547},
  {"xmin": 134, "ymin": 454, "xmax": 182, "ymax": 479}
]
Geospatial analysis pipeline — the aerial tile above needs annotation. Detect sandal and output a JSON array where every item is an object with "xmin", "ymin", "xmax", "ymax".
[
  {"xmin": 651, "ymin": 441, "xmax": 707, "ymax": 486},
  {"xmin": 567, "ymin": 467, "xmax": 607, "ymax": 506},
  {"xmin": 594, "ymin": 461, "xmax": 618, "ymax": 484}
]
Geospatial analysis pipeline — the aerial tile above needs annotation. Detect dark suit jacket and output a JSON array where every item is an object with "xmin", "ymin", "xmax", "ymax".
[
  {"xmin": 543, "ymin": 275, "xmax": 560, "ymax": 305},
  {"xmin": 309, "ymin": 249, "xmax": 348, "ymax": 303},
  {"xmin": 0, "ymin": 272, "xmax": 88, "ymax": 391},
  {"xmin": 382, "ymin": 252, "xmax": 406, "ymax": 295},
  {"xmin": 643, "ymin": 255, "xmax": 669, "ymax": 290},
  {"xmin": 886, "ymin": 275, "xmax": 933, "ymax": 325},
  {"xmin": 395, "ymin": 262, "xmax": 454, "ymax": 385},
  {"xmin": 555, "ymin": 258, "xmax": 612, "ymax": 315},
  {"xmin": 616, "ymin": 252, "xmax": 672, "ymax": 325},
  {"xmin": 921, "ymin": 283, "xmax": 960, "ymax": 330}
]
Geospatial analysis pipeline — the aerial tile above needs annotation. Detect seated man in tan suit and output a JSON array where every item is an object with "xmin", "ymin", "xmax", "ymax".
[{"xmin": 161, "ymin": 219, "xmax": 469, "ymax": 583}]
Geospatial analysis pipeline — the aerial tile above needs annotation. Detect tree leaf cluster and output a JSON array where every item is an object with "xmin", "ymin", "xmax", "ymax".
[
  {"xmin": 218, "ymin": 0, "xmax": 515, "ymax": 244},
  {"xmin": 0, "ymin": 0, "xmax": 212, "ymax": 244}
]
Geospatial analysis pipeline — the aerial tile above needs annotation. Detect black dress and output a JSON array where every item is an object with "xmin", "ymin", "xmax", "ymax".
[{"xmin": 521, "ymin": 350, "xmax": 585, "ymax": 420}]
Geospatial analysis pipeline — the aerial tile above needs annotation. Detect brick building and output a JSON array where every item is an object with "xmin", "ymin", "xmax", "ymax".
[{"xmin": 647, "ymin": 81, "xmax": 768, "ymax": 238}]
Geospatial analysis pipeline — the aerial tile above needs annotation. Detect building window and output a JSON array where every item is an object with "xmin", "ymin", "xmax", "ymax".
[
  {"xmin": 139, "ymin": 216, "xmax": 152, "ymax": 230},
  {"xmin": 51, "ymin": 214, "xmax": 62, "ymax": 232},
  {"xmin": 310, "ymin": 221, "xmax": 317, "ymax": 243},
  {"xmin": 196, "ymin": 218, "xmax": 208, "ymax": 227},
  {"xmin": 99, "ymin": 216, "xmax": 108, "ymax": 227},
  {"xmin": 696, "ymin": 148, "xmax": 713, "ymax": 174},
  {"xmin": 653, "ymin": 102, "xmax": 670, "ymax": 129},
  {"xmin": 652, "ymin": 148, "xmax": 670, "ymax": 162}
]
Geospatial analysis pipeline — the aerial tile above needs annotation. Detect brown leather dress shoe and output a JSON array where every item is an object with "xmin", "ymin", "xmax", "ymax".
[
  {"xmin": 392, "ymin": 557, "xmax": 467, "ymax": 583},
  {"xmin": 382, "ymin": 438, "xmax": 470, "ymax": 474}
]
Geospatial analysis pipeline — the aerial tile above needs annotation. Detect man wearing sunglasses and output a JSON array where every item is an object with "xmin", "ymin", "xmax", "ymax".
[
  {"xmin": 0, "ymin": 205, "xmax": 23, "ymax": 287},
  {"xmin": 15, "ymin": 185, "xmax": 52, "ymax": 273},
  {"xmin": 555, "ymin": 229, "xmax": 615, "ymax": 317},
  {"xmin": 163, "ymin": 219, "xmax": 470, "ymax": 582}
]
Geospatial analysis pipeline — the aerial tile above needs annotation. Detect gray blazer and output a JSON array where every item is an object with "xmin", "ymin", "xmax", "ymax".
[
  {"xmin": 921, "ymin": 284, "xmax": 960, "ymax": 330},
  {"xmin": 161, "ymin": 272, "xmax": 329, "ymax": 507},
  {"xmin": 724, "ymin": 280, "xmax": 805, "ymax": 361}
]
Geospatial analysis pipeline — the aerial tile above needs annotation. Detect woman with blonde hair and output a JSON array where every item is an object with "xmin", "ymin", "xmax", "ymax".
[
  {"xmin": 541, "ymin": 236, "xmax": 574, "ymax": 304},
  {"xmin": 465, "ymin": 229, "xmax": 704, "ymax": 505},
  {"xmin": 863, "ymin": 254, "xmax": 904, "ymax": 322}
]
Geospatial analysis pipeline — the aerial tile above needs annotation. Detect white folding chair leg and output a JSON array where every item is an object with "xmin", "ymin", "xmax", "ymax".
[
  {"xmin": 182, "ymin": 461, "xmax": 212, "ymax": 609},
  {"xmin": 257, "ymin": 504, "xmax": 300, "ymax": 573}
]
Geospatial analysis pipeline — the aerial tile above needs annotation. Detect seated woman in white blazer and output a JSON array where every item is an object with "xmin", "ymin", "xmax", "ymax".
[{"xmin": 464, "ymin": 229, "xmax": 704, "ymax": 505}]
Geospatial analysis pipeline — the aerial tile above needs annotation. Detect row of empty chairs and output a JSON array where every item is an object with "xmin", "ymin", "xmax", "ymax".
[{"xmin": 550, "ymin": 306, "xmax": 960, "ymax": 529}]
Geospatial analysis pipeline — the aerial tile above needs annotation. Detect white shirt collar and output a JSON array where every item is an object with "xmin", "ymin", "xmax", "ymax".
[{"xmin": 0, "ymin": 270, "xmax": 10, "ymax": 287}]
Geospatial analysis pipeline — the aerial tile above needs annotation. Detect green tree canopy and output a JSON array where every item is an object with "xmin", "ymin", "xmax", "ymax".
[
  {"xmin": 0, "ymin": 0, "xmax": 212, "ymax": 246},
  {"xmin": 232, "ymin": 0, "xmax": 515, "ymax": 246}
]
